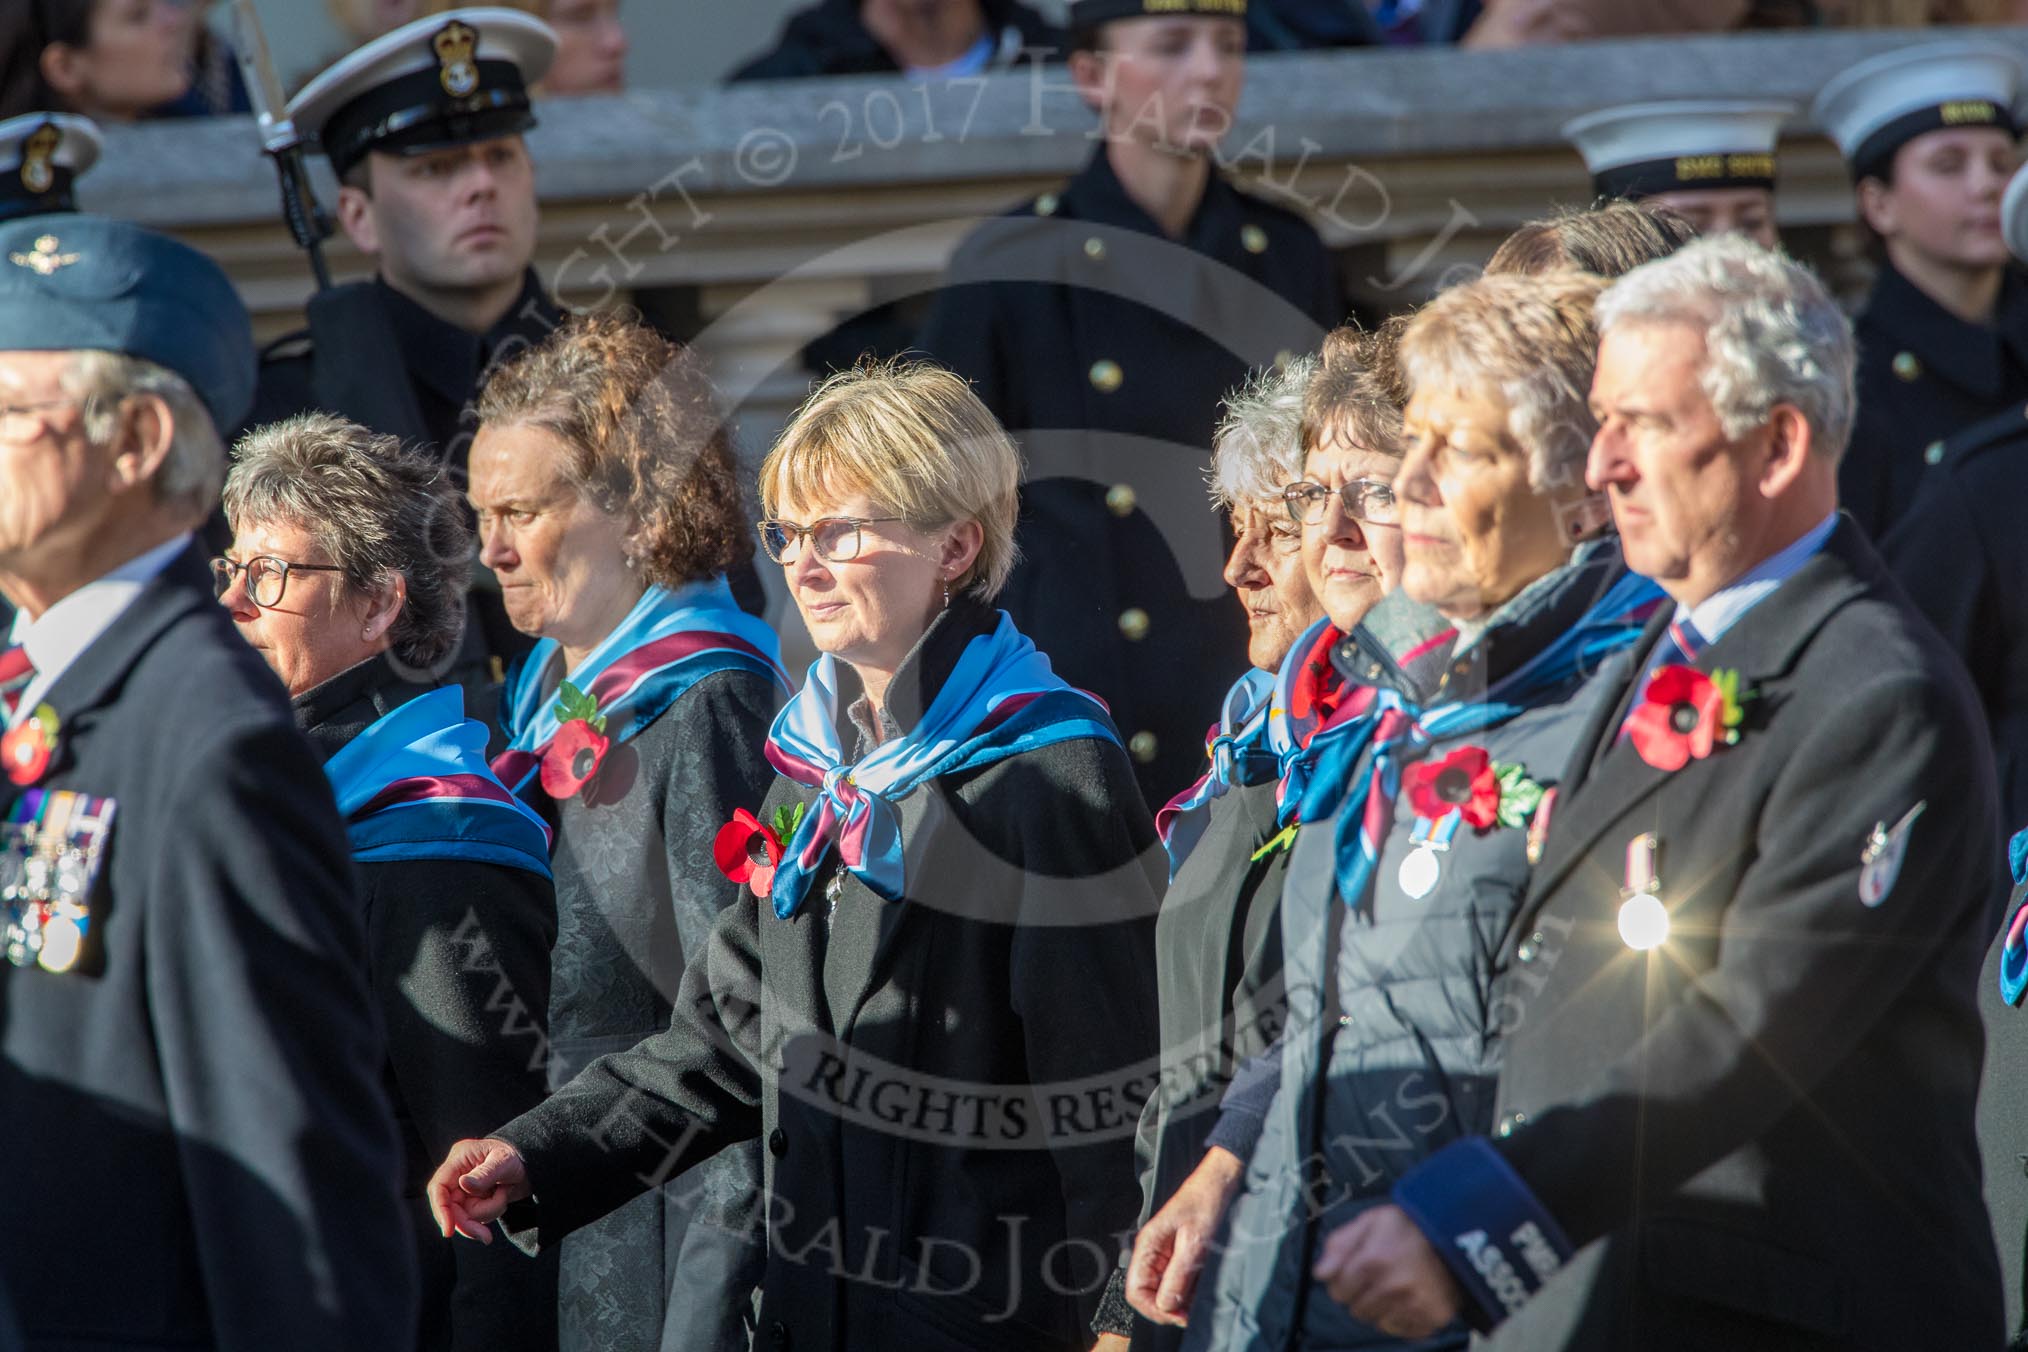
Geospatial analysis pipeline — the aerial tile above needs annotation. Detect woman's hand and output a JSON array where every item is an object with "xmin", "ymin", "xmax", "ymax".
[
  {"xmin": 426, "ymin": 1137, "xmax": 531, "ymax": 1243},
  {"xmin": 1126, "ymin": 1146, "xmax": 1246, "ymax": 1326}
]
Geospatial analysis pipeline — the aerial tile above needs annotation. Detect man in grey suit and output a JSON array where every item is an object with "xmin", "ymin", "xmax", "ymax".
[{"xmin": 1308, "ymin": 235, "xmax": 2003, "ymax": 1350}]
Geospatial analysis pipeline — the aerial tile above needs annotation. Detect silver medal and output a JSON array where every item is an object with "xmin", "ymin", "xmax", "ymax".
[{"xmin": 1398, "ymin": 844, "xmax": 1442, "ymax": 900}]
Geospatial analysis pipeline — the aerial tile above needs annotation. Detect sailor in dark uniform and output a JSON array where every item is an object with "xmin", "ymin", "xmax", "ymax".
[
  {"xmin": 1813, "ymin": 41, "xmax": 2028, "ymax": 542},
  {"xmin": 916, "ymin": 0, "xmax": 1343, "ymax": 804},
  {"xmin": 1562, "ymin": 99, "xmax": 1791, "ymax": 249},
  {"xmin": 0, "ymin": 215, "xmax": 414, "ymax": 1348},
  {"xmin": 1889, "ymin": 163, "xmax": 2028, "ymax": 1346},
  {"xmin": 0, "ymin": 112, "xmax": 99, "ymax": 223},
  {"xmin": 244, "ymin": 8, "xmax": 561, "ymax": 478}
]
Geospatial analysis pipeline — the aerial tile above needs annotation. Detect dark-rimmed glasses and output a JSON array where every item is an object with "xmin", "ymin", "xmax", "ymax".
[
  {"xmin": 210, "ymin": 555, "xmax": 346, "ymax": 609},
  {"xmin": 758, "ymin": 517, "xmax": 904, "ymax": 564},
  {"xmin": 1283, "ymin": 478, "xmax": 1398, "ymax": 527}
]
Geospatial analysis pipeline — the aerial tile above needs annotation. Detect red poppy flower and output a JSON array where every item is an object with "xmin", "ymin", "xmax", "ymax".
[
  {"xmin": 2, "ymin": 709, "xmax": 56, "ymax": 787},
  {"xmin": 1627, "ymin": 665, "xmax": 1725, "ymax": 773},
  {"xmin": 540, "ymin": 719, "xmax": 611, "ymax": 800},
  {"xmin": 713, "ymin": 807, "xmax": 785, "ymax": 898},
  {"xmin": 1403, "ymin": 745, "xmax": 1501, "ymax": 831}
]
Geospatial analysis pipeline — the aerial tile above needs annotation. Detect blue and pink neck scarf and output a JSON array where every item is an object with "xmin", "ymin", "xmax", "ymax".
[
  {"xmin": 1997, "ymin": 829, "xmax": 2028, "ymax": 1005},
  {"xmin": 325, "ymin": 686, "xmax": 554, "ymax": 876},
  {"xmin": 762, "ymin": 610, "xmax": 1116, "ymax": 919},
  {"xmin": 1154, "ymin": 617, "xmax": 1430, "ymax": 878},
  {"xmin": 1325, "ymin": 569, "xmax": 1662, "ymax": 910},
  {"xmin": 1154, "ymin": 667, "xmax": 1280, "ymax": 878},
  {"xmin": 493, "ymin": 578, "xmax": 788, "ymax": 801}
]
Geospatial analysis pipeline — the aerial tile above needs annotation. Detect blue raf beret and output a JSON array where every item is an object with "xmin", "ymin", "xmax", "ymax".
[{"xmin": 0, "ymin": 213, "xmax": 254, "ymax": 433}]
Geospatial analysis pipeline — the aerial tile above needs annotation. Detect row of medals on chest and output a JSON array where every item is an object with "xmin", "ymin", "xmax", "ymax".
[{"xmin": 3, "ymin": 813, "xmax": 93, "ymax": 973}]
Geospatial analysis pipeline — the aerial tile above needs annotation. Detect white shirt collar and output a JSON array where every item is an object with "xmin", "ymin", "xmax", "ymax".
[
  {"xmin": 8, "ymin": 534, "xmax": 192, "ymax": 727},
  {"xmin": 1675, "ymin": 513, "xmax": 1838, "ymax": 645}
]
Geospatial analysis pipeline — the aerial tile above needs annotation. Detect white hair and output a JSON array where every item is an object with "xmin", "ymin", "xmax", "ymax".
[
  {"xmin": 1596, "ymin": 235, "xmax": 1857, "ymax": 463},
  {"xmin": 63, "ymin": 351, "xmax": 225, "ymax": 517},
  {"xmin": 1209, "ymin": 354, "xmax": 1317, "ymax": 511}
]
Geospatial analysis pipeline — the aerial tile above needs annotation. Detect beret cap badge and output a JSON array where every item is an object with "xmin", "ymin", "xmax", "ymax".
[
  {"xmin": 19, "ymin": 123, "xmax": 59, "ymax": 195},
  {"xmin": 434, "ymin": 20, "xmax": 481, "ymax": 98},
  {"xmin": 8, "ymin": 235, "xmax": 80, "ymax": 276}
]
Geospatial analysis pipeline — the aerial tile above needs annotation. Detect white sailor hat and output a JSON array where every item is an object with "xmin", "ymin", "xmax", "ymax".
[
  {"xmin": 1562, "ymin": 101, "xmax": 1792, "ymax": 202},
  {"xmin": 288, "ymin": 7, "xmax": 556, "ymax": 179},
  {"xmin": 1812, "ymin": 41, "xmax": 2022, "ymax": 182},
  {"xmin": 0, "ymin": 113, "xmax": 101, "ymax": 223}
]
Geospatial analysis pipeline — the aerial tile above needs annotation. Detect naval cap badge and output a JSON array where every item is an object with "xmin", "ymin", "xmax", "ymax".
[{"xmin": 434, "ymin": 20, "xmax": 481, "ymax": 98}]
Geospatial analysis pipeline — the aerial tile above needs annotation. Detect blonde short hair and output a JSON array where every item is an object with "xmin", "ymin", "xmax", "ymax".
[
  {"xmin": 759, "ymin": 361, "xmax": 1022, "ymax": 601},
  {"xmin": 1398, "ymin": 271, "xmax": 1609, "ymax": 493}
]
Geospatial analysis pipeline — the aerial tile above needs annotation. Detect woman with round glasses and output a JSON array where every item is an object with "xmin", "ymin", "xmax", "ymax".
[
  {"xmin": 1130, "ymin": 325, "xmax": 1420, "ymax": 1334},
  {"xmin": 469, "ymin": 315, "xmax": 788, "ymax": 1352},
  {"xmin": 429, "ymin": 359, "xmax": 1164, "ymax": 1352},
  {"xmin": 1175, "ymin": 272, "xmax": 1665, "ymax": 1350},
  {"xmin": 217, "ymin": 412, "xmax": 561, "ymax": 1352}
]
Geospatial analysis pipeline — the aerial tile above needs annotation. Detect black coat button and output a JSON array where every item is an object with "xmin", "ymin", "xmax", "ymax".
[
  {"xmin": 769, "ymin": 1320, "xmax": 791, "ymax": 1351},
  {"xmin": 768, "ymin": 1127, "xmax": 787, "ymax": 1158}
]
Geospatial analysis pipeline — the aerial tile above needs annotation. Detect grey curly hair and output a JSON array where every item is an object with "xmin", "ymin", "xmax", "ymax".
[
  {"xmin": 223, "ymin": 413, "xmax": 472, "ymax": 672},
  {"xmin": 1595, "ymin": 234, "xmax": 1856, "ymax": 464},
  {"xmin": 1208, "ymin": 356, "xmax": 1318, "ymax": 511}
]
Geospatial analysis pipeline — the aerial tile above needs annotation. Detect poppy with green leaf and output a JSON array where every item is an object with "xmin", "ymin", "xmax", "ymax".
[{"xmin": 539, "ymin": 681, "xmax": 612, "ymax": 800}]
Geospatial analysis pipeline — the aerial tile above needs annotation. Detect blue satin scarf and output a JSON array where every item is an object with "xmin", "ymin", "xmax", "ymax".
[
  {"xmin": 325, "ymin": 686, "xmax": 554, "ymax": 876},
  {"xmin": 761, "ymin": 610, "xmax": 1117, "ymax": 919}
]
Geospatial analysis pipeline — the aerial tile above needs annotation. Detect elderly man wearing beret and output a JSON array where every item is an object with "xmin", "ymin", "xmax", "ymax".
[{"xmin": 0, "ymin": 213, "xmax": 416, "ymax": 1350}]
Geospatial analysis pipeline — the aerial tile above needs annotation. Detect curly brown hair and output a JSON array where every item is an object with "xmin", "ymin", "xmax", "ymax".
[
  {"xmin": 477, "ymin": 313, "xmax": 753, "ymax": 590},
  {"xmin": 1297, "ymin": 325, "xmax": 1406, "ymax": 462}
]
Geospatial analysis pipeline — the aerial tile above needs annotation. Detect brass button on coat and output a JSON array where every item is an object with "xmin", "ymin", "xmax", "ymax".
[
  {"xmin": 1241, "ymin": 224, "xmax": 1269, "ymax": 254},
  {"xmin": 1924, "ymin": 440, "xmax": 1945, "ymax": 465},
  {"xmin": 1034, "ymin": 192, "xmax": 1059, "ymax": 216},
  {"xmin": 1893, "ymin": 351, "xmax": 1922, "ymax": 382},
  {"xmin": 1083, "ymin": 236, "xmax": 1107, "ymax": 261},
  {"xmin": 1105, "ymin": 483, "xmax": 1137, "ymax": 516},
  {"xmin": 1129, "ymin": 731, "xmax": 1159, "ymax": 764},
  {"xmin": 1118, "ymin": 607, "xmax": 1151, "ymax": 641},
  {"xmin": 1089, "ymin": 359, "xmax": 1123, "ymax": 393}
]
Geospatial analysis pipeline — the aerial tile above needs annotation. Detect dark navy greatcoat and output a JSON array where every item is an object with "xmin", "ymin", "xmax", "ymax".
[
  {"xmin": 1841, "ymin": 261, "xmax": 2028, "ymax": 542},
  {"xmin": 916, "ymin": 145, "xmax": 1343, "ymax": 806}
]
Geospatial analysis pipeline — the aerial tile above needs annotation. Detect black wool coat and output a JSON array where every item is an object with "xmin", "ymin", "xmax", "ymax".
[
  {"xmin": 915, "ymin": 146, "xmax": 1343, "ymax": 806},
  {"xmin": 1884, "ymin": 401, "xmax": 2028, "ymax": 1342},
  {"xmin": 1461, "ymin": 520, "xmax": 2001, "ymax": 1351},
  {"xmin": 525, "ymin": 656, "xmax": 782, "ymax": 1352},
  {"xmin": 1840, "ymin": 261, "xmax": 2028, "ymax": 543},
  {"xmin": 0, "ymin": 545, "xmax": 415, "ymax": 1349},
  {"xmin": 294, "ymin": 656, "xmax": 560, "ymax": 1352},
  {"xmin": 493, "ymin": 598, "xmax": 1165, "ymax": 1352}
]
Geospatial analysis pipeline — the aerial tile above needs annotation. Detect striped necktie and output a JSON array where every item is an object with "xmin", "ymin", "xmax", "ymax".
[
  {"xmin": 0, "ymin": 644, "xmax": 32, "ymax": 722},
  {"xmin": 1618, "ymin": 618, "xmax": 1706, "ymax": 741}
]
